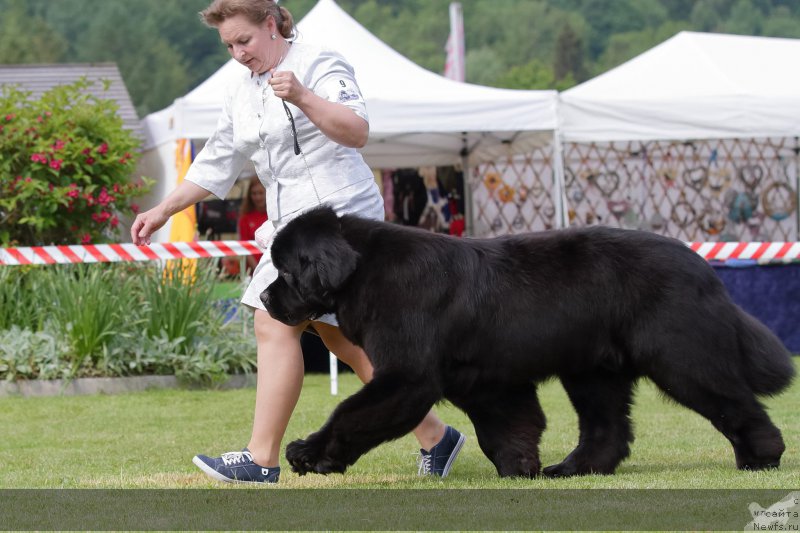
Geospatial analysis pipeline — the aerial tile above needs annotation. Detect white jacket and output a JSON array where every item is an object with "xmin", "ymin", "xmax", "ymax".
[{"xmin": 185, "ymin": 42, "xmax": 377, "ymax": 223}]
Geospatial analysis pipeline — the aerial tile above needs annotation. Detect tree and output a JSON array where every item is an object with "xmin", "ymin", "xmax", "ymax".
[
  {"xmin": 579, "ymin": 0, "xmax": 668, "ymax": 58},
  {"xmin": 762, "ymin": 6, "xmax": 800, "ymax": 37},
  {"xmin": 0, "ymin": 0, "xmax": 67, "ymax": 64},
  {"xmin": 722, "ymin": 0, "xmax": 765, "ymax": 34},
  {"xmin": 554, "ymin": 23, "xmax": 587, "ymax": 83},
  {"xmin": 71, "ymin": 1, "xmax": 192, "ymax": 116},
  {"xmin": 464, "ymin": 47, "xmax": 507, "ymax": 87},
  {"xmin": 495, "ymin": 59, "xmax": 575, "ymax": 91},
  {"xmin": 690, "ymin": 0, "xmax": 736, "ymax": 31},
  {"xmin": 658, "ymin": 0, "xmax": 697, "ymax": 20},
  {"xmin": 594, "ymin": 21, "xmax": 689, "ymax": 75}
]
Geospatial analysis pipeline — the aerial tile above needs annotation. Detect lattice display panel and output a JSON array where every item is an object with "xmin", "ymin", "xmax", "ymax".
[
  {"xmin": 472, "ymin": 145, "xmax": 559, "ymax": 237},
  {"xmin": 473, "ymin": 138, "xmax": 799, "ymax": 241}
]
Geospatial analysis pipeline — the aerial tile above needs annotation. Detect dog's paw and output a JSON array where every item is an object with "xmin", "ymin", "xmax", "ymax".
[
  {"xmin": 286, "ymin": 437, "xmax": 347, "ymax": 476},
  {"xmin": 542, "ymin": 461, "xmax": 579, "ymax": 478},
  {"xmin": 542, "ymin": 459, "xmax": 615, "ymax": 477}
]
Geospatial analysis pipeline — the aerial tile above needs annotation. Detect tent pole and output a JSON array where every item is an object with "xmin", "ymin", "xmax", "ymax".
[
  {"xmin": 552, "ymin": 130, "xmax": 569, "ymax": 229},
  {"xmin": 795, "ymin": 137, "xmax": 800, "ymax": 240},
  {"xmin": 460, "ymin": 135, "xmax": 473, "ymax": 236}
]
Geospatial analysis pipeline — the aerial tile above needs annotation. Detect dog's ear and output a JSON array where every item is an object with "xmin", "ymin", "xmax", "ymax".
[{"xmin": 310, "ymin": 232, "xmax": 359, "ymax": 293}]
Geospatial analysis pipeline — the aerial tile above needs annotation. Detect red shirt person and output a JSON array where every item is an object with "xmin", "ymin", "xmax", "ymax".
[{"xmin": 239, "ymin": 176, "xmax": 268, "ymax": 273}]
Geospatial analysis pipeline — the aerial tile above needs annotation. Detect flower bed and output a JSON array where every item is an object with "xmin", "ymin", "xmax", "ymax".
[{"xmin": 0, "ymin": 260, "xmax": 256, "ymax": 386}]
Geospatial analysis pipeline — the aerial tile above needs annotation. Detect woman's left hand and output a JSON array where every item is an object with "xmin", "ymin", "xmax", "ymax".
[{"xmin": 269, "ymin": 70, "xmax": 308, "ymax": 105}]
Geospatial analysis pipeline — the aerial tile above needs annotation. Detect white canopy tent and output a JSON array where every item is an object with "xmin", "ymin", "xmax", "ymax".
[
  {"xmin": 556, "ymin": 31, "xmax": 800, "ymax": 243},
  {"xmin": 145, "ymin": 0, "xmax": 559, "ymax": 166},
  {"xmin": 560, "ymin": 31, "xmax": 800, "ymax": 142},
  {"xmin": 141, "ymin": 0, "xmax": 562, "ymax": 238}
]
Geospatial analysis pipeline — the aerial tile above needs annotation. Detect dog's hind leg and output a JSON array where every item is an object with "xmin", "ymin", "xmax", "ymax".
[
  {"xmin": 285, "ymin": 371, "xmax": 440, "ymax": 475},
  {"xmin": 648, "ymin": 371, "xmax": 785, "ymax": 470},
  {"xmin": 451, "ymin": 382, "xmax": 545, "ymax": 478},
  {"xmin": 543, "ymin": 371, "xmax": 636, "ymax": 477}
]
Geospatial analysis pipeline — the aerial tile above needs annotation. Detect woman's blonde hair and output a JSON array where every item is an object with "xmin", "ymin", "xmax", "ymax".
[{"xmin": 200, "ymin": 0, "xmax": 294, "ymax": 38}]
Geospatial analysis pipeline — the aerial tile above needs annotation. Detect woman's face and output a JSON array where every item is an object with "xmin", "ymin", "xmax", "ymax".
[
  {"xmin": 249, "ymin": 182, "xmax": 266, "ymax": 209},
  {"xmin": 218, "ymin": 14, "xmax": 277, "ymax": 74}
]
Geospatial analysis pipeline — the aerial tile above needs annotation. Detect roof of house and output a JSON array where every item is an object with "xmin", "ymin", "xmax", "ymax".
[{"xmin": 0, "ymin": 63, "xmax": 142, "ymax": 139}]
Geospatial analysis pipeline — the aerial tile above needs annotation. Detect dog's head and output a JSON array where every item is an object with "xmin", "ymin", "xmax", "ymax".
[{"xmin": 261, "ymin": 206, "xmax": 360, "ymax": 326}]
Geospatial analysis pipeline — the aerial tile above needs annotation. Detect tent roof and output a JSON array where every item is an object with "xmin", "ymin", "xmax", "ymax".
[
  {"xmin": 560, "ymin": 31, "xmax": 800, "ymax": 142},
  {"xmin": 143, "ymin": 0, "xmax": 557, "ymax": 166}
]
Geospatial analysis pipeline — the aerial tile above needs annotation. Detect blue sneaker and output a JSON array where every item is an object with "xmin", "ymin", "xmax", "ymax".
[
  {"xmin": 192, "ymin": 448, "xmax": 280, "ymax": 484},
  {"xmin": 417, "ymin": 426, "xmax": 466, "ymax": 478}
]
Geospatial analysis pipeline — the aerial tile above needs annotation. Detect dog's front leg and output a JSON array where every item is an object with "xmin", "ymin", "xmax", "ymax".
[{"xmin": 286, "ymin": 371, "xmax": 439, "ymax": 475}]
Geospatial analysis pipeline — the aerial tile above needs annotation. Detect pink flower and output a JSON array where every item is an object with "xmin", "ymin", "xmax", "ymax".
[
  {"xmin": 81, "ymin": 234, "xmax": 91, "ymax": 245},
  {"xmin": 97, "ymin": 142, "xmax": 108, "ymax": 154},
  {"xmin": 52, "ymin": 139, "xmax": 66, "ymax": 151},
  {"xmin": 24, "ymin": 177, "xmax": 32, "ymax": 183},
  {"xmin": 110, "ymin": 216, "xmax": 119, "ymax": 228},
  {"xmin": 92, "ymin": 211, "xmax": 112, "ymax": 224},
  {"xmin": 85, "ymin": 157, "xmax": 95, "ymax": 165},
  {"xmin": 4, "ymin": 114, "xmax": 15, "ymax": 121},
  {"xmin": 30, "ymin": 153, "xmax": 46, "ymax": 163},
  {"xmin": 130, "ymin": 203, "xmax": 140, "ymax": 214},
  {"xmin": 49, "ymin": 159, "xmax": 62, "ymax": 171},
  {"xmin": 97, "ymin": 188, "xmax": 112, "ymax": 207},
  {"xmin": 66, "ymin": 184, "xmax": 80, "ymax": 199},
  {"xmin": 81, "ymin": 148, "xmax": 91, "ymax": 155}
]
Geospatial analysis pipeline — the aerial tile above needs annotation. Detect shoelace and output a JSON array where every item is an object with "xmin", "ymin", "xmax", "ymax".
[
  {"xmin": 221, "ymin": 451, "xmax": 252, "ymax": 466},
  {"xmin": 416, "ymin": 452, "xmax": 432, "ymax": 476}
]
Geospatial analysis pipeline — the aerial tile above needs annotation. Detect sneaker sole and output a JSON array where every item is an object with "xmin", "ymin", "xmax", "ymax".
[
  {"xmin": 440, "ymin": 434, "xmax": 466, "ymax": 478},
  {"xmin": 192, "ymin": 455, "xmax": 274, "ymax": 485}
]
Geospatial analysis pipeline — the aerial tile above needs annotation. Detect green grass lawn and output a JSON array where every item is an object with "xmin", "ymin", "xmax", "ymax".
[{"xmin": 1, "ymin": 373, "xmax": 798, "ymax": 489}]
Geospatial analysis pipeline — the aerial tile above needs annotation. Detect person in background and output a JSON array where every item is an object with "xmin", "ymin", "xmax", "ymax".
[
  {"xmin": 238, "ymin": 176, "xmax": 268, "ymax": 274},
  {"xmin": 130, "ymin": 0, "xmax": 465, "ymax": 484}
]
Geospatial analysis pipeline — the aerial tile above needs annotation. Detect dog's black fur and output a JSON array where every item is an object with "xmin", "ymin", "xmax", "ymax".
[{"xmin": 262, "ymin": 205, "xmax": 795, "ymax": 478}]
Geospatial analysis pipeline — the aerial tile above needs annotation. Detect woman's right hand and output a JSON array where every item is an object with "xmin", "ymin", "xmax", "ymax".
[
  {"xmin": 129, "ymin": 181, "xmax": 211, "ymax": 246},
  {"xmin": 130, "ymin": 207, "xmax": 169, "ymax": 246}
]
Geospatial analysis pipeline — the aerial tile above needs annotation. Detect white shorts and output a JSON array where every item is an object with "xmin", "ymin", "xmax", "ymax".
[{"xmin": 240, "ymin": 179, "xmax": 385, "ymax": 326}]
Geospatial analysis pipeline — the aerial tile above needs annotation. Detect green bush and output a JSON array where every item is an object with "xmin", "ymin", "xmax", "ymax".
[
  {"xmin": 138, "ymin": 261, "xmax": 219, "ymax": 354},
  {"xmin": 0, "ymin": 266, "xmax": 46, "ymax": 331},
  {"xmin": 0, "ymin": 260, "xmax": 256, "ymax": 384},
  {"xmin": 0, "ymin": 78, "xmax": 152, "ymax": 246},
  {"xmin": 0, "ymin": 326, "xmax": 69, "ymax": 381},
  {"xmin": 45, "ymin": 263, "xmax": 133, "ymax": 376}
]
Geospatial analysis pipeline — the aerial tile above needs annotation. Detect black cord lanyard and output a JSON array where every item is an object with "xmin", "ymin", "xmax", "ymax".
[{"xmin": 282, "ymin": 100, "xmax": 301, "ymax": 155}]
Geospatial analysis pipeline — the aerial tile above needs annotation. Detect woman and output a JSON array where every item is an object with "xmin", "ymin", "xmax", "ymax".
[
  {"xmin": 238, "ymin": 176, "xmax": 268, "ymax": 274},
  {"xmin": 130, "ymin": 0, "xmax": 464, "ymax": 484}
]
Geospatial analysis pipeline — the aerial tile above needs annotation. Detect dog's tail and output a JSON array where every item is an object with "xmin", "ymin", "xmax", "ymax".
[{"xmin": 736, "ymin": 308, "xmax": 795, "ymax": 395}]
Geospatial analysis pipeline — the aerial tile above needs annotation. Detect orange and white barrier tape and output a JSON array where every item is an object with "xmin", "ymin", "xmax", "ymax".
[
  {"xmin": 0, "ymin": 240, "xmax": 798, "ymax": 266},
  {"xmin": 0, "ymin": 241, "xmax": 261, "ymax": 266}
]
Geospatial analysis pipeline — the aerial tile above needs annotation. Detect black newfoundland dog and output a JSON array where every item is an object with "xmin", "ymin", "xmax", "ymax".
[{"xmin": 262, "ymin": 205, "xmax": 794, "ymax": 478}]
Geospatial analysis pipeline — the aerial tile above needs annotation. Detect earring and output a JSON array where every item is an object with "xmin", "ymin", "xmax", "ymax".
[{"xmin": 271, "ymin": 34, "xmax": 277, "ymax": 40}]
